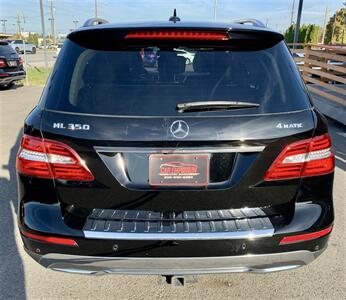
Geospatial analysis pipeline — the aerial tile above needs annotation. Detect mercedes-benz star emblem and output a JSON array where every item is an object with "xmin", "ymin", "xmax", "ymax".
[{"xmin": 170, "ymin": 120, "xmax": 189, "ymax": 139}]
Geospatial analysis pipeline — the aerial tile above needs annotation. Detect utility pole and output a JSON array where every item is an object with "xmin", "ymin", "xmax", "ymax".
[
  {"xmin": 0, "ymin": 19, "xmax": 7, "ymax": 33},
  {"xmin": 290, "ymin": 0, "xmax": 295, "ymax": 25},
  {"xmin": 21, "ymin": 13, "xmax": 29, "ymax": 85},
  {"xmin": 321, "ymin": 7, "xmax": 328, "ymax": 44},
  {"xmin": 73, "ymin": 20, "xmax": 79, "ymax": 30},
  {"xmin": 213, "ymin": 0, "xmax": 218, "ymax": 22},
  {"xmin": 17, "ymin": 14, "xmax": 22, "ymax": 38},
  {"xmin": 50, "ymin": 0, "xmax": 56, "ymax": 45},
  {"xmin": 343, "ymin": 3, "xmax": 346, "ymax": 46},
  {"xmin": 331, "ymin": 11, "xmax": 338, "ymax": 45},
  {"xmin": 95, "ymin": 0, "xmax": 98, "ymax": 18},
  {"xmin": 39, "ymin": 0, "xmax": 48, "ymax": 69},
  {"xmin": 293, "ymin": 0, "xmax": 304, "ymax": 48}
]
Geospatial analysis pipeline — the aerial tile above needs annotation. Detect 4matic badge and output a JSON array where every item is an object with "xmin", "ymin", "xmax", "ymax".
[{"xmin": 276, "ymin": 123, "xmax": 303, "ymax": 129}]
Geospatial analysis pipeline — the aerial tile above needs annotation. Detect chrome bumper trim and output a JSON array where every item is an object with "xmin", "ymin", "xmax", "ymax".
[
  {"xmin": 32, "ymin": 250, "xmax": 324, "ymax": 275},
  {"xmin": 94, "ymin": 145, "xmax": 265, "ymax": 154},
  {"xmin": 0, "ymin": 74, "xmax": 25, "ymax": 83},
  {"xmin": 83, "ymin": 228, "xmax": 274, "ymax": 240},
  {"xmin": 83, "ymin": 207, "xmax": 274, "ymax": 240}
]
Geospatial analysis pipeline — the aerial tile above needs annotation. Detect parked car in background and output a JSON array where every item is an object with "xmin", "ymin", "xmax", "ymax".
[
  {"xmin": 38, "ymin": 45, "xmax": 49, "ymax": 49},
  {"xmin": 328, "ymin": 60, "xmax": 346, "ymax": 67},
  {"xmin": 0, "ymin": 41, "xmax": 26, "ymax": 89},
  {"xmin": 292, "ymin": 52, "xmax": 305, "ymax": 66},
  {"xmin": 9, "ymin": 40, "xmax": 36, "ymax": 54},
  {"xmin": 55, "ymin": 43, "xmax": 63, "ymax": 57}
]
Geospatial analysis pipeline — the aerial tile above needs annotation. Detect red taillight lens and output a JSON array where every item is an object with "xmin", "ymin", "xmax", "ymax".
[
  {"xmin": 16, "ymin": 135, "xmax": 94, "ymax": 181},
  {"xmin": 125, "ymin": 30, "xmax": 229, "ymax": 40},
  {"xmin": 21, "ymin": 230, "xmax": 78, "ymax": 246},
  {"xmin": 279, "ymin": 226, "xmax": 333, "ymax": 245},
  {"xmin": 264, "ymin": 134, "xmax": 334, "ymax": 181},
  {"xmin": 19, "ymin": 58, "xmax": 24, "ymax": 65},
  {"xmin": 0, "ymin": 59, "xmax": 7, "ymax": 67}
]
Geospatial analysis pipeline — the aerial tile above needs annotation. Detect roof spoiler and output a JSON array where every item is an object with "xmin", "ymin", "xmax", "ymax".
[
  {"xmin": 83, "ymin": 18, "xmax": 109, "ymax": 27},
  {"xmin": 232, "ymin": 19, "xmax": 266, "ymax": 28}
]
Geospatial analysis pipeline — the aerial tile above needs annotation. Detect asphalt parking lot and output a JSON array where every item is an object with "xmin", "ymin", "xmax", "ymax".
[{"xmin": 0, "ymin": 86, "xmax": 345, "ymax": 299}]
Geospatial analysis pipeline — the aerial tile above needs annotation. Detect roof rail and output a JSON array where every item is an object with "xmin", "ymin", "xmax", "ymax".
[
  {"xmin": 83, "ymin": 18, "xmax": 109, "ymax": 27},
  {"xmin": 232, "ymin": 19, "xmax": 266, "ymax": 28}
]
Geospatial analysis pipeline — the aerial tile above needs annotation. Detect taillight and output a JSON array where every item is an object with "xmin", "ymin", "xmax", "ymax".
[
  {"xmin": 125, "ymin": 30, "xmax": 230, "ymax": 40},
  {"xmin": 19, "ymin": 58, "xmax": 24, "ymax": 65},
  {"xmin": 21, "ymin": 229, "xmax": 78, "ymax": 246},
  {"xmin": 264, "ymin": 134, "xmax": 334, "ymax": 181},
  {"xmin": 16, "ymin": 135, "xmax": 94, "ymax": 181},
  {"xmin": 0, "ymin": 59, "xmax": 6, "ymax": 67}
]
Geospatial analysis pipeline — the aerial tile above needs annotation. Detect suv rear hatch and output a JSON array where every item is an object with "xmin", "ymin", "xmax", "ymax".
[
  {"xmin": 0, "ymin": 41, "xmax": 22, "ymax": 72},
  {"xmin": 37, "ymin": 25, "xmax": 315, "ymax": 223}
]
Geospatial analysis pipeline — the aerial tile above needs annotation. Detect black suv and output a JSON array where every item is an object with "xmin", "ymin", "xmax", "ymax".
[
  {"xmin": 0, "ymin": 41, "xmax": 26, "ymax": 89},
  {"xmin": 17, "ymin": 18, "xmax": 334, "ymax": 277}
]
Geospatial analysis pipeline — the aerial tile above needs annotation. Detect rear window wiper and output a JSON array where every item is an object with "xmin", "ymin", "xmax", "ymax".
[{"xmin": 177, "ymin": 101, "xmax": 259, "ymax": 113}]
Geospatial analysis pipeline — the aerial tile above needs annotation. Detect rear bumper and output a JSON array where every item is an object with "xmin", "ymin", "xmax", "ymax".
[
  {"xmin": 26, "ymin": 248, "xmax": 324, "ymax": 275},
  {"xmin": 0, "ymin": 72, "xmax": 26, "ymax": 84},
  {"xmin": 19, "ymin": 201, "xmax": 333, "ymax": 275}
]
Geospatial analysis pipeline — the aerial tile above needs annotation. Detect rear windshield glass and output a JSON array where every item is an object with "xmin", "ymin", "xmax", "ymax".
[
  {"xmin": 0, "ymin": 43, "xmax": 17, "ymax": 56},
  {"xmin": 43, "ymin": 39, "xmax": 310, "ymax": 116}
]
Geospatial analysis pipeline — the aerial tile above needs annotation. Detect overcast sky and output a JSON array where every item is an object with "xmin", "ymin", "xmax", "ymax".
[{"xmin": 0, "ymin": 0, "xmax": 343, "ymax": 34}]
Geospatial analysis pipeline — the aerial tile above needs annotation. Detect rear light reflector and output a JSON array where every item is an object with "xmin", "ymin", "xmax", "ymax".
[
  {"xmin": 279, "ymin": 226, "xmax": 333, "ymax": 245},
  {"xmin": 16, "ymin": 135, "xmax": 94, "ymax": 181},
  {"xmin": 21, "ymin": 230, "xmax": 78, "ymax": 246},
  {"xmin": 0, "ymin": 59, "xmax": 6, "ymax": 67},
  {"xmin": 125, "ymin": 30, "xmax": 230, "ymax": 40},
  {"xmin": 264, "ymin": 134, "xmax": 334, "ymax": 180}
]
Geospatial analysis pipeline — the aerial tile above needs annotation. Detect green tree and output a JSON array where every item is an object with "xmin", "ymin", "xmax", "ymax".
[
  {"xmin": 285, "ymin": 24, "xmax": 295, "ymax": 43},
  {"xmin": 26, "ymin": 33, "xmax": 39, "ymax": 46},
  {"xmin": 285, "ymin": 24, "xmax": 321, "ymax": 44},
  {"xmin": 324, "ymin": 8, "xmax": 346, "ymax": 44}
]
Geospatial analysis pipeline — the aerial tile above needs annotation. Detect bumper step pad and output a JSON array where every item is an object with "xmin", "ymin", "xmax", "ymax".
[{"xmin": 83, "ymin": 208, "xmax": 274, "ymax": 240}]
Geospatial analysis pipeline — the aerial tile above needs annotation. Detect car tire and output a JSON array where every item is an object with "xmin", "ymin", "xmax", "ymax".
[
  {"xmin": 0, "ymin": 82, "xmax": 14, "ymax": 90},
  {"xmin": 31, "ymin": 47, "xmax": 36, "ymax": 54}
]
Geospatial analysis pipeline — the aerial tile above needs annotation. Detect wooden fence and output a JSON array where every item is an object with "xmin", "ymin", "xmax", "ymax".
[{"xmin": 288, "ymin": 44, "xmax": 346, "ymax": 108}]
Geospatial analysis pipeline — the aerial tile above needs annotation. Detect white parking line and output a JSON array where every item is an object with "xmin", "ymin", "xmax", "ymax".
[
  {"xmin": 336, "ymin": 132, "xmax": 346, "ymax": 138},
  {"xmin": 335, "ymin": 155, "xmax": 346, "ymax": 164}
]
